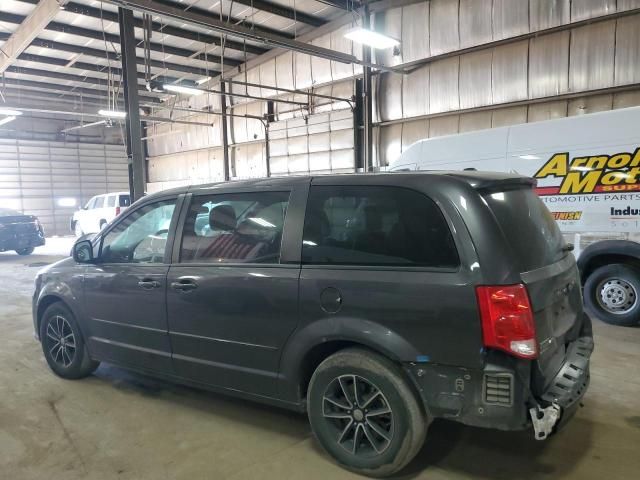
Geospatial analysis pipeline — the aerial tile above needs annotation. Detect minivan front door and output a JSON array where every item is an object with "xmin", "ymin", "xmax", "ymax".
[
  {"xmin": 82, "ymin": 198, "xmax": 179, "ymax": 372},
  {"xmin": 166, "ymin": 189, "xmax": 302, "ymax": 397}
]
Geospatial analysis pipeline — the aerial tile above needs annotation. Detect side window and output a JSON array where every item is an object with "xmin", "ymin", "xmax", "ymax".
[
  {"xmin": 85, "ymin": 197, "xmax": 97, "ymax": 209},
  {"xmin": 119, "ymin": 195, "xmax": 131, "ymax": 207},
  {"xmin": 302, "ymin": 186, "xmax": 459, "ymax": 268},
  {"xmin": 94, "ymin": 196, "xmax": 105, "ymax": 208},
  {"xmin": 100, "ymin": 199, "xmax": 176, "ymax": 264},
  {"xmin": 180, "ymin": 191, "xmax": 290, "ymax": 264},
  {"xmin": 106, "ymin": 195, "xmax": 116, "ymax": 207}
]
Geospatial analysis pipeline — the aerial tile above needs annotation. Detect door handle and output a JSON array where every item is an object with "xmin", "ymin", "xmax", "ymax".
[
  {"xmin": 171, "ymin": 279, "xmax": 198, "ymax": 291},
  {"xmin": 138, "ymin": 279, "xmax": 160, "ymax": 289}
]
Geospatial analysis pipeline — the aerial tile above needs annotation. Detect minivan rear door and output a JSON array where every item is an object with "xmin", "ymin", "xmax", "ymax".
[{"xmin": 483, "ymin": 188, "xmax": 585, "ymax": 395}]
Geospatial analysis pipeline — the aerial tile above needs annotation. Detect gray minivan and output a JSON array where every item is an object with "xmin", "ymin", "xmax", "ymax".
[{"xmin": 33, "ymin": 172, "xmax": 593, "ymax": 477}]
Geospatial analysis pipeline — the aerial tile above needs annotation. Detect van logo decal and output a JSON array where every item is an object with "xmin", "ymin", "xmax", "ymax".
[
  {"xmin": 533, "ymin": 148, "xmax": 640, "ymax": 195},
  {"xmin": 550, "ymin": 211, "xmax": 582, "ymax": 220}
]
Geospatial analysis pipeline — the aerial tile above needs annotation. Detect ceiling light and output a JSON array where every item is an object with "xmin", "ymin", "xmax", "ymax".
[
  {"xmin": 0, "ymin": 108, "xmax": 22, "ymax": 116},
  {"xmin": 0, "ymin": 116, "xmax": 17, "ymax": 127},
  {"xmin": 570, "ymin": 166, "xmax": 593, "ymax": 172},
  {"xmin": 518, "ymin": 154, "xmax": 540, "ymax": 160},
  {"xmin": 196, "ymin": 77, "xmax": 211, "ymax": 85},
  {"xmin": 163, "ymin": 84, "xmax": 204, "ymax": 96},
  {"xmin": 57, "ymin": 197, "xmax": 77, "ymax": 207},
  {"xmin": 344, "ymin": 28, "xmax": 400, "ymax": 49},
  {"xmin": 98, "ymin": 110, "xmax": 126, "ymax": 118}
]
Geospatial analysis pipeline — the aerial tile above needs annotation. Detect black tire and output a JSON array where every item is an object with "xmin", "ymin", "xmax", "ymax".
[
  {"xmin": 15, "ymin": 247, "xmax": 34, "ymax": 256},
  {"xmin": 40, "ymin": 303, "xmax": 100, "ymax": 379},
  {"xmin": 584, "ymin": 264, "xmax": 640, "ymax": 327},
  {"xmin": 307, "ymin": 348, "xmax": 428, "ymax": 477},
  {"xmin": 99, "ymin": 220, "xmax": 107, "ymax": 230}
]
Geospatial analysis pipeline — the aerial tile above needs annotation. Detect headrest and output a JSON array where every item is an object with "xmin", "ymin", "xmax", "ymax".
[{"xmin": 209, "ymin": 204, "xmax": 236, "ymax": 231}]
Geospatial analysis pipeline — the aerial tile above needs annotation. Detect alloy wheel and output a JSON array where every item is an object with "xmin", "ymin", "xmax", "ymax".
[
  {"xmin": 45, "ymin": 315, "xmax": 77, "ymax": 368},
  {"xmin": 322, "ymin": 374, "xmax": 394, "ymax": 457}
]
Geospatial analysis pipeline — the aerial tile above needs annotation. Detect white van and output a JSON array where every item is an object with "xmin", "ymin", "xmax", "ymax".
[
  {"xmin": 71, "ymin": 192, "xmax": 131, "ymax": 237},
  {"xmin": 391, "ymin": 106, "xmax": 640, "ymax": 327}
]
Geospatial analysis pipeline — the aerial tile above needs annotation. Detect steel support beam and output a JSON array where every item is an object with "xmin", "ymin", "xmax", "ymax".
[
  {"xmin": 5, "ymin": 65, "xmax": 171, "ymax": 98},
  {"xmin": 362, "ymin": 3, "xmax": 373, "ymax": 171},
  {"xmin": 18, "ymin": 0, "xmax": 298, "ymax": 40},
  {"xmin": 231, "ymin": 0, "xmax": 324, "ymax": 26},
  {"xmin": 0, "ymin": 0, "xmax": 68, "ymax": 74},
  {"xmin": 16, "ymin": 52, "xmax": 182, "ymax": 84},
  {"xmin": 0, "ymin": 32, "xmax": 217, "ymax": 77},
  {"xmin": 103, "ymin": 0, "xmax": 359, "ymax": 64},
  {"xmin": 226, "ymin": 79, "xmax": 353, "ymax": 104},
  {"xmin": 220, "ymin": 81, "xmax": 230, "ymax": 182},
  {"xmin": 0, "ymin": 76, "xmax": 160, "ymax": 102},
  {"xmin": 119, "ymin": 7, "xmax": 146, "ymax": 201},
  {"xmin": 0, "ymin": 12, "xmax": 247, "ymax": 66},
  {"xmin": 314, "ymin": 0, "xmax": 360, "ymax": 10}
]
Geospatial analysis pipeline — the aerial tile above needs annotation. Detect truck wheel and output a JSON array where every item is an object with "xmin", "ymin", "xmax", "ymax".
[
  {"xmin": 15, "ymin": 247, "xmax": 34, "ymax": 256},
  {"xmin": 307, "ymin": 348, "xmax": 428, "ymax": 477},
  {"xmin": 584, "ymin": 264, "xmax": 640, "ymax": 327},
  {"xmin": 99, "ymin": 220, "xmax": 107, "ymax": 230}
]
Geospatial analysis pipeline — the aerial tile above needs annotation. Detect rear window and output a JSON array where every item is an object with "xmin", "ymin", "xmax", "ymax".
[
  {"xmin": 484, "ymin": 188, "xmax": 566, "ymax": 271},
  {"xmin": 119, "ymin": 195, "xmax": 131, "ymax": 207}
]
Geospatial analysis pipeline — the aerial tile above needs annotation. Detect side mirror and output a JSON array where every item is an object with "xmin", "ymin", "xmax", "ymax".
[{"xmin": 73, "ymin": 240, "xmax": 94, "ymax": 263}]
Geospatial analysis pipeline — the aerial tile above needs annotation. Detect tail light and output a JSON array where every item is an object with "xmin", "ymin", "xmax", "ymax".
[
  {"xmin": 476, "ymin": 284, "xmax": 538, "ymax": 359},
  {"xmin": 115, "ymin": 206, "xmax": 121, "ymax": 216}
]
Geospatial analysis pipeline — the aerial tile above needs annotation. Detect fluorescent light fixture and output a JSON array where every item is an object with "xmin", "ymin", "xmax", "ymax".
[
  {"xmin": 302, "ymin": 240, "xmax": 317, "ymax": 246},
  {"xmin": 0, "ymin": 108, "xmax": 22, "ymax": 116},
  {"xmin": 491, "ymin": 192, "xmax": 505, "ymax": 201},
  {"xmin": 0, "ymin": 116, "xmax": 16, "ymax": 127},
  {"xmin": 518, "ymin": 154, "xmax": 540, "ymax": 160},
  {"xmin": 163, "ymin": 84, "xmax": 204, "ymax": 96},
  {"xmin": 196, "ymin": 77, "xmax": 211, "ymax": 85},
  {"xmin": 98, "ymin": 109, "xmax": 126, "ymax": 118},
  {"xmin": 570, "ymin": 166, "xmax": 593, "ymax": 172},
  {"xmin": 344, "ymin": 27, "xmax": 400, "ymax": 49},
  {"xmin": 57, "ymin": 197, "xmax": 77, "ymax": 207}
]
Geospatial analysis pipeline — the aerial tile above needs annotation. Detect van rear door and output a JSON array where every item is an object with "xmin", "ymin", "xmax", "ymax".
[{"xmin": 482, "ymin": 187, "xmax": 587, "ymax": 396}]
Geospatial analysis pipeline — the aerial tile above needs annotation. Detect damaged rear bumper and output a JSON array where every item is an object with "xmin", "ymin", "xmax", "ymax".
[{"xmin": 406, "ymin": 334, "xmax": 593, "ymax": 437}]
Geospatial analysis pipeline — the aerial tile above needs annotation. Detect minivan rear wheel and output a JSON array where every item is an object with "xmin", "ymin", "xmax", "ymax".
[
  {"xmin": 584, "ymin": 264, "xmax": 640, "ymax": 327},
  {"xmin": 307, "ymin": 348, "xmax": 428, "ymax": 477},
  {"xmin": 40, "ymin": 303, "xmax": 100, "ymax": 379}
]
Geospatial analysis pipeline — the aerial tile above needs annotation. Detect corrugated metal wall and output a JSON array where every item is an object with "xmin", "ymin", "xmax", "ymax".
[
  {"xmin": 0, "ymin": 139, "xmax": 128, "ymax": 235},
  {"xmin": 146, "ymin": 0, "xmax": 640, "ymax": 189}
]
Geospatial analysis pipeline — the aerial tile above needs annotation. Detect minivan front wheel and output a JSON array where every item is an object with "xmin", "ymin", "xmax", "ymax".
[
  {"xmin": 40, "ymin": 303, "xmax": 99, "ymax": 379},
  {"xmin": 584, "ymin": 264, "xmax": 640, "ymax": 327},
  {"xmin": 307, "ymin": 348, "xmax": 428, "ymax": 477}
]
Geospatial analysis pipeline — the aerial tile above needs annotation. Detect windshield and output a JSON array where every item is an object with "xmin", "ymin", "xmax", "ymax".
[
  {"xmin": 0, "ymin": 208, "xmax": 21, "ymax": 217},
  {"xmin": 484, "ymin": 188, "xmax": 567, "ymax": 272}
]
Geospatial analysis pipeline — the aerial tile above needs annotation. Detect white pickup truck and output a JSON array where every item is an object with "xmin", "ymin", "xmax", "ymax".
[
  {"xmin": 71, "ymin": 192, "xmax": 131, "ymax": 237},
  {"xmin": 391, "ymin": 106, "xmax": 640, "ymax": 327}
]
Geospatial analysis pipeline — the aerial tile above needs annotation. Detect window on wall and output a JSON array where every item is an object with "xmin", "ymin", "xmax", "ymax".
[
  {"xmin": 302, "ymin": 186, "xmax": 459, "ymax": 268},
  {"xmin": 180, "ymin": 191, "xmax": 290, "ymax": 264},
  {"xmin": 100, "ymin": 200, "xmax": 176, "ymax": 264}
]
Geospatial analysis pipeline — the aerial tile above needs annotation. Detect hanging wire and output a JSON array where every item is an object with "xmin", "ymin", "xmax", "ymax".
[{"xmin": 99, "ymin": 2, "xmax": 114, "ymax": 111}]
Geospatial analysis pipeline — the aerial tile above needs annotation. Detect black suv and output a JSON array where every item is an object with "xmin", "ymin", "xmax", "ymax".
[{"xmin": 33, "ymin": 172, "xmax": 593, "ymax": 477}]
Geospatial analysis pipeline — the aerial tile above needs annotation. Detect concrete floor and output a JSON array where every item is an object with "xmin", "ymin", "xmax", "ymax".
[{"xmin": 1, "ymin": 242, "xmax": 639, "ymax": 480}]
